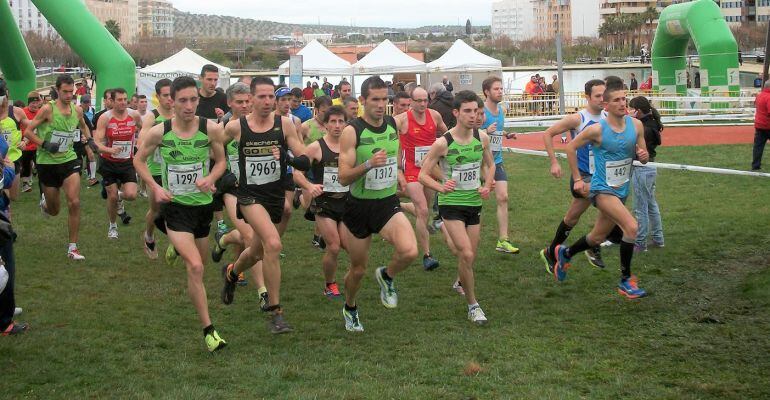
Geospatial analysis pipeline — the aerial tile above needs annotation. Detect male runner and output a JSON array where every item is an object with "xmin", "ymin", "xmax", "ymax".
[
  {"xmin": 219, "ymin": 77, "xmax": 310, "ymax": 334},
  {"xmin": 196, "ymin": 64, "xmax": 229, "ymax": 121},
  {"xmin": 392, "ymin": 91, "xmax": 411, "ymax": 116},
  {"xmin": 20, "ymin": 91, "xmax": 42, "ymax": 192},
  {"xmin": 419, "ymin": 90, "xmax": 495, "ymax": 324},
  {"xmin": 0, "ymin": 85, "xmax": 29, "ymax": 172},
  {"xmin": 342, "ymin": 96, "xmax": 359, "ymax": 122},
  {"xmin": 540, "ymin": 79, "xmax": 608, "ymax": 270},
  {"xmin": 77, "ymin": 95, "xmax": 99, "ymax": 187},
  {"xmin": 274, "ymin": 86, "xmax": 304, "ymax": 239},
  {"xmin": 289, "ymin": 87, "xmax": 312, "ymax": 122},
  {"xmin": 481, "ymin": 76, "xmax": 519, "ymax": 254},
  {"xmin": 139, "ymin": 78, "xmax": 174, "ymax": 259},
  {"xmin": 24, "ymin": 74, "xmax": 93, "ymax": 260},
  {"xmin": 337, "ymin": 76, "xmax": 418, "ymax": 332},
  {"xmin": 394, "ymin": 87, "xmax": 447, "ymax": 270},
  {"xmin": 133, "ymin": 76, "xmax": 228, "ymax": 351},
  {"xmin": 299, "ymin": 96, "xmax": 332, "ymax": 144},
  {"xmin": 553, "ymin": 79, "xmax": 649, "ymax": 299},
  {"xmin": 331, "ymin": 81, "xmax": 353, "ymax": 107},
  {"xmin": 93, "ymin": 88, "xmax": 142, "ymax": 238},
  {"xmin": 136, "ymin": 94, "xmax": 148, "ymax": 117}
]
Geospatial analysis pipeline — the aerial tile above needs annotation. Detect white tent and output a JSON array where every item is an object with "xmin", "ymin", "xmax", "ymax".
[
  {"xmin": 353, "ymin": 39, "xmax": 426, "ymax": 74},
  {"xmin": 137, "ymin": 48, "xmax": 231, "ymax": 106},
  {"xmin": 426, "ymin": 39, "xmax": 502, "ymax": 72},
  {"xmin": 277, "ymin": 40, "xmax": 352, "ymax": 76}
]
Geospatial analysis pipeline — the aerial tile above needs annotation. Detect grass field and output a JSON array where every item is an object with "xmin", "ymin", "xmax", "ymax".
[{"xmin": 2, "ymin": 143, "xmax": 769, "ymax": 399}]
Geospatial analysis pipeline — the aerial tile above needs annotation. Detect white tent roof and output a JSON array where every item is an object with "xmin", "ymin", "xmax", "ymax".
[
  {"xmin": 353, "ymin": 39, "xmax": 426, "ymax": 74},
  {"xmin": 427, "ymin": 39, "xmax": 502, "ymax": 72},
  {"xmin": 278, "ymin": 40, "xmax": 352, "ymax": 76},
  {"xmin": 140, "ymin": 48, "xmax": 231, "ymax": 76}
]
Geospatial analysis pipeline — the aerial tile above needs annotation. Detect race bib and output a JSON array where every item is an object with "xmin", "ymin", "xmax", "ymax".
[
  {"xmin": 489, "ymin": 131, "xmax": 503, "ymax": 152},
  {"xmin": 414, "ymin": 146, "xmax": 431, "ymax": 167},
  {"xmin": 365, "ymin": 157, "xmax": 397, "ymax": 190},
  {"xmin": 606, "ymin": 158, "xmax": 632, "ymax": 188},
  {"xmin": 323, "ymin": 166, "xmax": 348, "ymax": 193},
  {"xmin": 588, "ymin": 149, "xmax": 595, "ymax": 174},
  {"xmin": 1, "ymin": 130, "xmax": 10, "ymax": 144},
  {"xmin": 245, "ymin": 155, "xmax": 280, "ymax": 185},
  {"xmin": 74, "ymin": 129, "xmax": 81, "ymax": 143},
  {"xmin": 51, "ymin": 130, "xmax": 76, "ymax": 153},
  {"xmin": 451, "ymin": 162, "xmax": 481, "ymax": 190},
  {"xmin": 112, "ymin": 140, "xmax": 133, "ymax": 159},
  {"xmin": 167, "ymin": 163, "xmax": 203, "ymax": 195},
  {"xmin": 228, "ymin": 154, "xmax": 240, "ymax": 180}
]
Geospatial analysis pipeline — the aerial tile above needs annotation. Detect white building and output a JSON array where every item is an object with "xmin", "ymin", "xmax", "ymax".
[
  {"xmin": 139, "ymin": 0, "xmax": 174, "ymax": 38},
  {"xmin": 491, "ymin": 0, "xmax": 536, "ymax": 41},
  {"xmin": 571, "ymin": 0, "xmax": 601, "ymax": 37},
  {"xmin": 7, "ymin": 0, "xmax": 58, "ymax": 37}
]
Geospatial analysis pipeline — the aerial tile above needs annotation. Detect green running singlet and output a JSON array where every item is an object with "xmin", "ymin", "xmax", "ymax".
[
  {"xmin": 349, "ymin": 116, "xmax": 399, "ymax": 200},
  {"xmin": 159, "ymin": 118, "xmax": 213, "ymax": 206},
  {"xmin": 36, "ymin": 101, "xmax": 80, "ymax": 165},
  {"xmin": 438, "ymin": 130, "xmax": 484, "ymax": 207}
]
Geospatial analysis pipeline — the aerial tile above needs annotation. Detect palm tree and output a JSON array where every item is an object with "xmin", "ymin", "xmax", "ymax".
[
  {"xmin": 642, "ymin": 6, "xmax": 660, "ymax": 49},
  {"xmin": 105, "ymin": 20, "xmax": 121, "ymax": 41}
]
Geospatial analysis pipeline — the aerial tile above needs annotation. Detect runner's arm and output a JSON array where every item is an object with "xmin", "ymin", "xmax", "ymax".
[
  {"xmin": 292, "ymin": 142, "xmax": 323, "ymax": 194},
  {"xmin": 432, "ymin": 110, "xmax": 448, "ymax": 134},
  {"xmin": 224, "ymin": 118, "xmax": 240, "ymax": 143},
  {"xmin": 338, "ymin": 124, "xmax": 370, "ymax": 186},
  {"xmin": 418, "ymin": 138, "xmax": 450, "ymax": 193},
  {"xmin": 93, "ymin": 111, "xmax": 116, "ymax": 154},
  {"xmin": 479, "ymin": 131, "xmax": 495, "ymax": 193},
  {"xmin": 205, "ymin": 121, "xmax": 227, "ymax": 184},
  {"xmin": 566, "ymin": 124, "xmax": 600, "ymax": 182},
  {"xmin": 299, "ymin": 121, "xmax": 310, "ymax": 142},
  {"xmin": 133, "ymin": 123, "xmax": 164, "ymax": 191},
  {"xmin": 542, "ymin": 113, "xmax": 580, "ymax": 173},
  {"xmin": 283, "ymin": 116, "xmax": 310, "ymax": 170}
]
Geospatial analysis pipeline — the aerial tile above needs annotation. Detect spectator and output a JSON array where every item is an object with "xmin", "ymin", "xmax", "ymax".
[
  {"xmin": 755, "ymin": 74, "xmax": 764, "ymax": 89},
  {"xmin": 752, "ymin": 82, "xmax": 770, "ymax": 171},
  {"xmin": 428, "ymin": 82, "xmax": 455, "ymax": 129},
  {"xmin": 545, "ymin": 79, "xmax": 556, "ymax": 113},
  {"xmin": 75, "ymin": 81, "xmax": 87, "ymax": 97},
  {"xmin": 738, "ymin": 50, "xmax": 743, "ymax": 66},
  {"xmin": 404, "ymin": 82, "xmax": 418, "ymax": 97},
  {"xmin": 640, "ymin": 76, "xmax": 653, "ymax": 92},
  {"xmin": 386, "ymin": 81, "xmax": 395, "ymax": 101},
  {"xmin": 332, "ymin": 81, "xmax": 353, "ymax": 107},
  {"xmin": 442, "ymin": 75, "xmax": 453, "ymax": 93},
  {"xmin": 195, "ymin": 64, "xmax": 229, "ymax": 121},
  {"xmin": 550, "ymin": 74, "xmax": 560, "ymax": 95},
  {"xmin": 302, "ymin": 82, "xmax": 314, "ymax": 100},
  {"xmin": 629, "ymin": 96, "xmax": 664, "ymax": 252},
  {"xmin": 313, "ymin": 82, "xmax": 325, "ymax": 99},
  {"xmin": 289, "ymin": 87, "xmax": 313, "ymax": 122},
  {"xmin": 694, "ymin": 71, "xmax": 700, "ymax": 88},
  {"xmin": 629, "ymin": 73, "xmax": 638, "ymax": 91}
]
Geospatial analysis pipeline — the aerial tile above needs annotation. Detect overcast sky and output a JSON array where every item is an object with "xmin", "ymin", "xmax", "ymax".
[{"xmin": 174, "ymin": 0, "xmax": 495, "ymax": 28}]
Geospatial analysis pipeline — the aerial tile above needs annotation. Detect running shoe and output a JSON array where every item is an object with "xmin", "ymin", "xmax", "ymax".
[
  {"xmin": 468, "ymin": 306, "xmax": 488, "ymax": 325},
  {"xmin": 342, "ymin": 306, "xmax": 364, "ymax": 332},
  {"xmin": 211, "ymin": 230, "xmax": 227, "ymax": 262},
  {"xmin": 39, "ymin": 194, "xmax": 50, "ymax": 218},
  {"xmin": 375, "ymin": 266, "xmax": 398, "ymax": 309},
  {"xmin": 452, "ymin": 280, "xmax": 465, "ymax": 296},
  {"xmin": 67, "ymin": 248, "xmax": 85, "ymax": 260},
  {"xmin": 21, "ymin": 182, "xmax": 32, "ymax": 193},
  {"xmin": 648, "ymin": 240, "xmax": 665, "ymax": 249},
  {"xmin": 553, "ymin": 245, "xmax": 571, "ymax": 282},
  {"xmin": 431, "ymin": 216, "xmax": 444, "ymax": 232},
  {"xmin": 107, "ymin": 226, "xmax": 118, "ymax": 239},
  {"xmin": 585, "ymin": 247, "xmax": 606, "ymax": 269},
  {"xmin": 617, "ymin": 275, "xmax": 647, "ymax": 299},
  {"xmin": 600, "ymin": 240, "xmax": 614, "ymax": 247},
  {"xmin": 87, "ymin": 178, "xmax": 99, "ymax": 187},
  {"xmin": 164, "ymin": 244, "xmax": 179, "ymax": 267},
  {"xmin": 237, "ymin": 272, "xmax": 247, "ymax": 287},
  {"xmin": 118, "ymin": 201, "xmax": 131, "ymax": 225},
  {"xmin": 423, "ymin": 254, "xmax": 440, "ymax": 271},
  {"xmin": 204, "ymin": 329, "xmax": 227, "ymax": 352},
  {"xmin": 634, "ymin": 244, "xmax": 647, "ymax": 253},
  {"xmin": 560, "ymin": 136, "xmax": 568, "ymax": 144},
  {"xmin": 143, "ymin": 236, "xmax": 158, "ymax": 260},
  {"xmin": 292, "ymin": 188, "xmax": 302, "ymax": 209},
  {"xmin": 1, "ymin": 321, "xmax": 29, "ymax": 336},
  {"xmin": 221, "ymin": 264, "xmax": 238, "ymax": 305},
  {"xmin": 258, "ymin": 287, "xmax": 269, "ymax": 311},
  {"xmin": 216, "ymin": 221, "xmax": 229, "ymax": 236},
  {"xmin": 268, "ymin": 311, "xmax": 293, "ymax": 334},
  {"xmin": 13, "ymin": 307, "xmax": 22, "ymax": 317},
  {"xmin": 324, "ymin": 282, "xmax": 342, "ymax": 298},
  {"xmin": 312, "ymin": 234, "xmax": 322, "ymax": 249},
  {"xmin": 540, "ymin": 248, "xmax": 555, "ymax": 275},
  {"xmin": 495, "ymin": 239, "xmax": 520, "ymax": 254}
]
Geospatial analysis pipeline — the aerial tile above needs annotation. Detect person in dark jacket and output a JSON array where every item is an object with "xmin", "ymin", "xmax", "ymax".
[
  {"xmin": 629, "ymin": 96, "xmax": 664, "ymax": 252},
  {"xmin": 428, "ymin": 82, "xmax": 455, "ymax": 130},
  {"xmin": 0, "ymin": 130, "xmax": 25, "ymax": 335}
]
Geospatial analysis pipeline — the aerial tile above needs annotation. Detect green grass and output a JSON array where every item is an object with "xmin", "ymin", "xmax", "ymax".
[{"xmin": 2, "ymin": 143, "xmax": 769, "ymax": 399}]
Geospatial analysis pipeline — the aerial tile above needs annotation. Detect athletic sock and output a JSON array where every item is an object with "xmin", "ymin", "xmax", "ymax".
[
  {"xmin": 565, "ymin": 235, "xmax": 592, "ymax": 258},
  {"xmin": 144, "ymin": 231, "xmax": 154, "ymax": 243},
  {"xmin": 203, "ymin": 324, "xmax": 215, "ymax": 336},
  {"xmin": 620, "ymin": 239, "xmax": 634, "ymax": 279},
  {"xmin": 109, "ymin": 222, "xmax": 117, "ymax": 229},
  {"xmin": 89, "ymin": 161, "xmax": 97, "ymax": 179},
  {"xmin": 344, "ymin": 303, "xmax": 357, "ymax": 312},
  {"xmin": 548, "ymin": 220, "xmax": 574, "ymax": 258},
  {"xmin": 380, "ymin": 268, "xmax": 392, "ymax": 282},
  {"xmin": 607, "ymin": 225, "xmax": 624, "ymax": 244},
  {"xmin": 228, "ymin": 268, "xmax": 239, "ymax": 282},
  {"xmin": 68, "ymin": 243, "xmax": 77, "ymax": 252}
]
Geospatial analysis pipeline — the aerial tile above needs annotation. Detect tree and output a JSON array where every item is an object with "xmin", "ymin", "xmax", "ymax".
[
  {"xmin": 105, "ymin": 20, "xmax": 121, "ymax": 41},
  {"xmin": 465, "ymin": 19, "xmax": 472, "ymax": 35}
]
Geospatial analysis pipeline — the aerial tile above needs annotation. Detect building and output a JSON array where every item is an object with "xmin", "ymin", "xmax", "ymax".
[
  {"xmin": 533, "ymin": 0, "xmax": 572, "ymax": 40},
  {"xmin": 716, "ymin": 0, "xmax": 770, "ymax": 24},
  {"xmin": 84, "ymin": 0, "xmax": 139, "ymax": 44},
  {"xmin": 7, "ymin": 0, "xmax": 58, "ymax": 37},
  {"xmin": 491, "ymin": 0, "xmax": 536, "ymax": 41},
  {"xmin": 138, "ymin": 0, "xmax": 173, "ymax": 38}
]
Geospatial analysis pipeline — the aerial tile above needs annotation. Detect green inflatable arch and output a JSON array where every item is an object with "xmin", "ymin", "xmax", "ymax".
[
  {"xmin": 652, "ymin": 0, "xmax": 740, "ymax": 99},
  {"xmin": 0, "ymin": 0, "xmax": 135, "ymax": 108}
]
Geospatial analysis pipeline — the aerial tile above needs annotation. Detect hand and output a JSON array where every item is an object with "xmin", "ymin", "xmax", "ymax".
[
  {"xmin": 17, "ymin": 139, "xmax": 27, "ymax": 150},
  {"xmin": 271, "ymin": 145, "xmax": 281, "ymax": 160},
  {"xmin": 443, "ymin": 179, "xmax": 456, "ymax": 193},
  {"xmin": 397, "ymin": 173, "xmax": 407, "ymax": 194},
  {"xmin": 195, "ymin": 176, "xmax": 216, "ymax": 193},
  {"xmin": 369, "ymin": 150, "xmax": 387, "ymax": 168},
  {"xmin": 152, "ymin": 184, "xmax": 173, "ymax": 203},
  {"xmin": 487, "ymin": 122, "xmax": 497, "ymax": 133},
  {"xmin": 478, "ymin": 185, "xmax": 491, "ymax": 199},
  {"xmin": 308, "ymin": 184, "xmax": 324, "ymax": 198},
  {"xmin": 41, "ymin": 140, "xmax": 60, "ymax": 153},
  {"xmin": 573, "ymin": 178, "xmax": 589, "ymax": 197},
  {"xmin": 636, "ymin": 146, "xmax": 649, "ymax": 163},
  {"xmin": 505, "ymin": 132, "xmax": 517, "ymax": 140},
  {"xmin": 215, "ymin": 108, "xmax": 225, "ymax": 119},
  {"xmin": 108, "ymin": 146, "xmax": 121, "ymax": 155},
  {"xmin": 550, "ymin": 161, "xmax": 563, "ymax": 179}
]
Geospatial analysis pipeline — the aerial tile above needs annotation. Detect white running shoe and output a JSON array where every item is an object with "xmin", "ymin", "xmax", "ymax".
[
  {"xmin": 108, "ymin": 226, "xmax": 118, "ymax": 239},
  {"xmin": 117, "ymin": 199, "xmax": 125, "ymax": 215},
  {"xmin": 468, "ymin": 306, "xmax": 488, "ymax": 325},
  {"xmin": 39, "ymin": 194, "xmax": 50, "ymax": 218},
  {"xmin": 14, "ymin": 307, "xmax": 22, "ymax": 316},
  {"xmin": 374, "ymin": 266, "xmax": 398, "ymax": 309},
  {"xmin": 452, "ymin": 281, "xmax": 466, "ymax": 296},
  {"xmin": 67, "ymin": 248, "xmax": 85, "ymax": 260}
]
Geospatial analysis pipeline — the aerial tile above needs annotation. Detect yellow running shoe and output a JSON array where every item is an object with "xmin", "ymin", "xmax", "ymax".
[{"xmin": 204, "ymin": 329, "xmax": 227, "ymax": 352}]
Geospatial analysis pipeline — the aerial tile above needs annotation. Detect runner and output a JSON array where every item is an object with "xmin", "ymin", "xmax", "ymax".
[
  {"xmin": 274, "ymin": 86, "xmax": 303, "ymax": 241},
  {"xmin": 539, "ymin": 79, "xmax": 608, "ymax": 271},
  {"xmin": 294, "ymin": 105, "xmax": 348, "ymax": 298},
  {"xmin": 195, "ymin": 64, "xmax": 229, "ymax": 121},
  {"xmin": 331, "ymin": 81, "xmax": 353, "ymax": 107},
  {"xmin": 24, "ymin": 74, "xmax": 93, "ymax": 260},
  {"xmin": 92, "ymin": 87, "xmax": 142, "ymax": 239},
  {"xmin": 19, "ymin": 91, "xmax": 42, "ymax": 192},
  {"xmin": 138, "ymin": 78, "xmax": 173, "ymax": 260},
  {"xmin": 77, "ymin": 95, "xmax": 99, "ymax": 187},
  {"xmin": 0, "ymin": 84, "xmax": 29, "ymax": 176},
  {"xmin": 342, "ymin": 96, "xmax": 359, "ymax": 122},
  {"xmin": 219, "ymin": 77, "xmax": 310, "ymax": 334},
  {"xmin": 418, "ymin": 90, "xmax": 495, "ymax": 324},
  {"xmin": 337, "ymin": 76, "xmax": 418, "ymax": 332},
  {"xmin": 481, "ymin": 76, "xmax": 519, "ymax": 254},
  {"xmin": 394, "ymin": 86, "xmax": 447, "ymax": 271},
  {"xmin": 289, "ymin": 87, "xmax": 312, "ymax": 123},
  {"xmin": 392, "ymin": 91, "xmax": 411, "ymax": 116},
  {"xmin": 133, "ymin": 75, "xmax": 229, "ymax": 351},
  {"xmin": 299, "ymin": 96, "xmax": 332, "ymax": 144},
  {"xmin": 553, "ymin": 78, "xmax": 649, "ymax": 299}
]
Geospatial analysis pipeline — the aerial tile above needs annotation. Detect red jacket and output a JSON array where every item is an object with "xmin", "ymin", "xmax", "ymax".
[{"xmin": 756, "ymin": 88, "xmax": 770, "ymax": 130}]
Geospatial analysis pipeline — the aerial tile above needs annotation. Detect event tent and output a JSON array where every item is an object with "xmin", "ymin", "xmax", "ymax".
[
  {"xmin": 277, "ymin": 40, "xmax": 352, "ymax": 76},
  {"xmin": 353, "ymin": 39, "xmax": 426, "ymax": 74},
  {"xmin": 137, "ymin": 48, "xmax": 231, "ymax": 104},
  {"xmin": 426, "ymin": 39, "xmax": 502, "ymax": 72}
]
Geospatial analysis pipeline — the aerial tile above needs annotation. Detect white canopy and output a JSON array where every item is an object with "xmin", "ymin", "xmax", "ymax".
[
  {"xmin": 353, "ymin": 39, "xmax": 426, "ymax": 74},
  {"xmin": 427, "ymin": 39, "xmax": 502, "ymax": 72},
  {"xmin": 278, "ymin": 40, "xmax": 352, "ymax": 76},
  {"xmin": 137, "ymin": 48, "xmax": 230, "ymax": 106}
]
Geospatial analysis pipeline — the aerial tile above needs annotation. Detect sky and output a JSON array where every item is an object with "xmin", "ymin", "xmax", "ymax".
[{"xmin": 174, "ymin": 0, "xmax": 495, "ymax": 28}]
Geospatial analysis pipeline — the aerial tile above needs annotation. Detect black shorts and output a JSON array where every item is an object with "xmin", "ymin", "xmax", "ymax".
[
  {"xmin": 99, "ymin": 159, "xmax": 137, "ymax": 187},
  {"xmin": 438, "ymin": 205, "xmax": 482, "ymax": 226},
  {"xmin": 38, "ymin": 159, "xmax": 82, "ymax": 188},
  {"xmin": 155, "ymin": 202, "xmax": 213, "ymax": 239},
  {"xmin": 314, "ymin": 195, "xmax": 346, "ymax": 223},
  {"xmin": 342, "ymin": 194, "xmax": 401, "ymax": 239},
  {"xmin": 237, "ymin": 194, "xmax": 283, "ymax": 224},
  {"xmin": 569, "ymin": 172, "xmax": 592, "ymax": 199},
  {"xmin": 282, "ymin": 172, "xmax": 295, "ymax": 191}
]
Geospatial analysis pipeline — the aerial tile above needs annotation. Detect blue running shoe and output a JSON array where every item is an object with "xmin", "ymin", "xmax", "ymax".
[
  {"xmin": 422, "ymin": 254, "xmax": 439, "ymax": 271},
  {"xmin": 553, "ymin": 245, "xmax": 571, "ymax": 282},
  {"xmin": 618, "ymin": 275, "xmax": 647, "ymax": 299}
]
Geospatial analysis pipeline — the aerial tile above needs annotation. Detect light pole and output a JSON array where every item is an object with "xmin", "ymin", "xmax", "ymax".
[{"xmin": 555, "ymin": 0, "xmax": 567, "ymax": 115}]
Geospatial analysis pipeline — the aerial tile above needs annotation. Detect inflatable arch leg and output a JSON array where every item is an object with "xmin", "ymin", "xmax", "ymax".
[{"xmin": 0, "ymin": 0, "xmax": 37, "ymax": 101}]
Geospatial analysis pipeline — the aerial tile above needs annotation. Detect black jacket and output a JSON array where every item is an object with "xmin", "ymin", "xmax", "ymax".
[
  {"xmin": 639, "ymin": 114, "xmax": 662, "ymax": 161},
  {"xmin": 429, "ymin": 91, "xmax": 456, "ymax": 131}
]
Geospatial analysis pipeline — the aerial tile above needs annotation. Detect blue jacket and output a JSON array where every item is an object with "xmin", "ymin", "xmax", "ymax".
[{"xmin": 291, "ymin": 104, "xmax": 313, "ymax": 123}]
